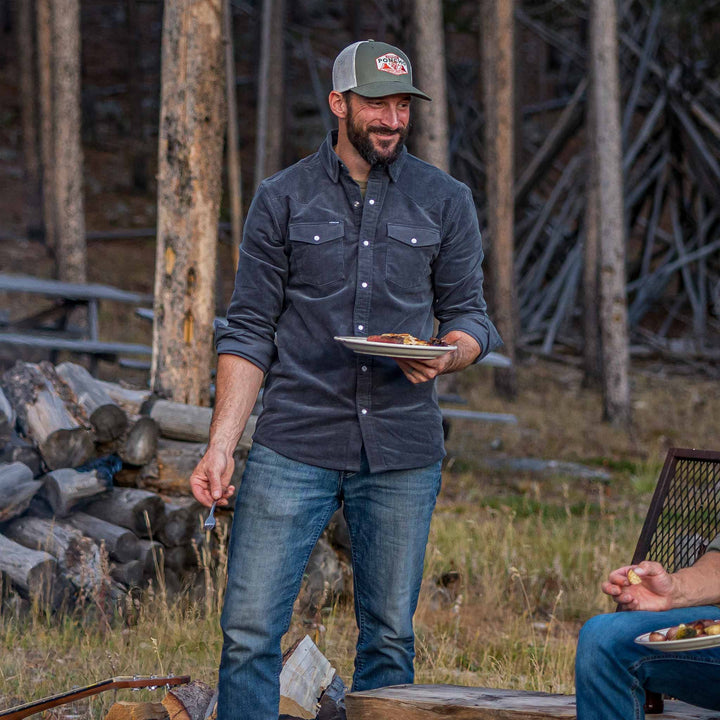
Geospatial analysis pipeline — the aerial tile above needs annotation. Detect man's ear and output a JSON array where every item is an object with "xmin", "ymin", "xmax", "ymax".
[{"xmin": 329, "ymin": 91, "xmax": 348, "ymax": 120}]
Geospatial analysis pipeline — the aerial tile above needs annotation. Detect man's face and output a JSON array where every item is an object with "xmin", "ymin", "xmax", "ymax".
[{"xmin": 345, "ymin": 93, "xmax": 411, "ymax": 167}]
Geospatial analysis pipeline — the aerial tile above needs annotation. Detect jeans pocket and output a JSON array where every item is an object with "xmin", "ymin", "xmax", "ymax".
[
  {"xmin": 289, "ymin": 221, "xmax": 345, "ymax": 286},
  {"xmin": 385, "ymin": 224, "xmax": 440, "ymax": 290}
]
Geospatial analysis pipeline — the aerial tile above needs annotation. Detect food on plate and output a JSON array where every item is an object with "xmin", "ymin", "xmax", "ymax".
[
  {"xmin": 627, "ymin": 568, "xmax": 642, "ymax": 585},
  {"xmin": 647, "ymin": 620, "xmax": 720, "ymax": 642},
  {"xmin": 366, "ymin": 333, "xmax": 449, "ymax": 347}
]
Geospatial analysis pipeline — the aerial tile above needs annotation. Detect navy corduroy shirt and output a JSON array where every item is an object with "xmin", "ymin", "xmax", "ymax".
[{"xmin": 215, "ymin": 131, "xmax": 502, "ymax": 473}]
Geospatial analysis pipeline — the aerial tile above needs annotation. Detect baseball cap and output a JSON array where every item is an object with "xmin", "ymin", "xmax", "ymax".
[{"xmin": 332, "ymin": 40, "xmax": 431, "ymax": 101}]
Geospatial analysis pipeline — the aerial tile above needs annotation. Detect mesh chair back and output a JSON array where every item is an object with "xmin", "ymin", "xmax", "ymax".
[{"xmin": 631, "ymin": 448, "xmax": 720, "ymax": 571}]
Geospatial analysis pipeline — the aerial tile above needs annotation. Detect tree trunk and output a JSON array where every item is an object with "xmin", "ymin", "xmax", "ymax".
[
  {"xmin": 16, "ymin": 0, "xmax": 43, "ymax": 240},
  {"xmin": 223, "ymin": 0, "xmax": 243, "ymax": 274},
  {"xmin": 84, "ymin": 486, "xmax": 165, "ymax": 539},
  {"xmin": 0, "ymin": 385, "xmax": 15, "ymax": 443},
  {"xmin": 40, "ymin": 467, "xmax": 110, "ymax": 517},
  {"xmin": 69, "ymin": 511, "xmax": 142, "ymax": 563},
  {"xmin": 152, "ymin": 0, "xmax": 227, "ymax": 406},
  {"xmin": 0, "ymin": 533, "xmax": 59, "ymax": 606},
  {"xmin": 36, "ymin": 0, "xmax": 55, "ymax": 254},
  {"xmin": 411, "ymin": 0, "xmax": 449, "ymax": 172},
  {"xmin": 482, "ymin": 0, "xmax": 518, "ymax": 399},
  {"xmin": 51, "ymin": 0, "xmax": 86, "ymax": 284},
  {"xmin": 0, "ymin": 462, "xmax": 43, "ymax": 522},
  {"xmin": 589, "ymin": 0, "xmax": 631, "ymax": 426},
  {"xmin": 118, "ymin": 416, "xmax": 160, "ymax": 467},
  {"xmin": 254, "ymin": 0, "xmax": 285, "ymax": 187},
  {"xmin": 162, "ymin": 681, "xmax": 216, "ymax": 720}
]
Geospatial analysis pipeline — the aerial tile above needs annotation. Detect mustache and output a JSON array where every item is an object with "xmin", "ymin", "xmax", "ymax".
[{"xmin": 367, "ymin": 127, "xmax": 402, "ymax": 136}]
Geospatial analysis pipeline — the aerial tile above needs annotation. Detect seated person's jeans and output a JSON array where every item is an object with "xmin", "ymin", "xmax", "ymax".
[{"xmin": 576, "ymin": 606, "xmax": 720, "ymax": 720}]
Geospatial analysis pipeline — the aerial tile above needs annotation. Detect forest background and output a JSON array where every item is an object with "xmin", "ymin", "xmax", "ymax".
[{"xmin": 0, "ymin": 0, "xmax": 719, "ymax": 717}]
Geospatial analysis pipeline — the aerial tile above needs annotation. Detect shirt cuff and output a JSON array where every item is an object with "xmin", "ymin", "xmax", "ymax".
[
  {"xmin": 214, "ymin": 318, "xmax": 275, "ymax": 374},
  {"xmin": 438, "ymin": 317, "xmax": 503, "ymax": 363}
]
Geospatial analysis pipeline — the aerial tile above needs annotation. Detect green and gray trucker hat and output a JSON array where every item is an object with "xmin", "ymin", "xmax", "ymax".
[{"xmin": 332, "ymin": 40, "xmax": 431, "ymax": 101}]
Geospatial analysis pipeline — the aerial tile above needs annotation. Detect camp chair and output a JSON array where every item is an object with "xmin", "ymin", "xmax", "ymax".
[{"xmin": 629, "ymin": 447, "xmax": 720, "ymax": 714}]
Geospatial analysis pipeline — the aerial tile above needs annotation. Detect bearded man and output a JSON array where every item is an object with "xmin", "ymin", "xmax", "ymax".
[{"xmin": 190, "ymin": 40, "xmax": 501, "ymax": 720}]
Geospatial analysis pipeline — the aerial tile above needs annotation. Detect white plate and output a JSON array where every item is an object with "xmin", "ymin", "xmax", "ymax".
[
  {"xmin": 334, "ymin": 336, "xmax": 457, "ymax": 360},
  {"xmin": 635, "ymin": 626, "xmax": 720, "ymax": 652}
]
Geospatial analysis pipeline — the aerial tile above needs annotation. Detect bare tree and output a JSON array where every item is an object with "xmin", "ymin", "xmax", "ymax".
[
  {"xmin": 36, "ymin": 0, "xmax": 55, "ymax": 255},
  {"xmin": 152, "ymin": 0, "xmax": 227, "ymax": 406},
  {"xmin": 16, "ymin": 0, "xmax": 42, "ymax": 241},
  {"xmin": 589, "ymin": 0, "xmax": 631, "ymax": 425},
  {"xmin": 51, "ymin": 0, "xmax": 86, "ymax": 284},
  {"xmin": 254, "ymin": 0, "xmax": 285, "ymax": 188},
  {"xmin": 482, "ymin": 0, "xmax": 518, "ymax": 398},
  {"xmin": 412, "ymin": 0, "xmax": 449, "ymax": 172}
]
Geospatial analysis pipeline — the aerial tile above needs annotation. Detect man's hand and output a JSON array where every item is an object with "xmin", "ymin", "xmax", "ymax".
[
  {"xmin": 190, "ymin": 445, "xmax": 236, "ymax": 508},
  {"xmin": 602, "ymin": 561, "xmax": 675, "ymax": 611},
  {"xmin": 395, "ymin": 330, "xmax": 481, "ymax": 384}
]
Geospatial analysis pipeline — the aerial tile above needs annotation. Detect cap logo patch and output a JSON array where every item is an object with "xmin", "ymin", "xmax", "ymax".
[{"xmin": 375, "ymin": 53, "xmax": 408, "ymax": 76}]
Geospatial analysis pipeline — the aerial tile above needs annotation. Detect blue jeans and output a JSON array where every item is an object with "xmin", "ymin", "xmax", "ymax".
[
  {"xmin": 576, "ymin": 607, "xmax": 720, "ymax": 719},
  {"xmin": 217, "ymin": 443, "xmax": 442, "ymax": 720}
]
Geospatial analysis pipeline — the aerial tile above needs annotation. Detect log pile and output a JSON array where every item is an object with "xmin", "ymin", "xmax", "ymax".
[
  {"xmin": 0, "ymin": 360, "xmax": 351, "ymax": 616},
  {"xmin": 0, "ymin": 360, "xmax": 255, "ymax": 610}
]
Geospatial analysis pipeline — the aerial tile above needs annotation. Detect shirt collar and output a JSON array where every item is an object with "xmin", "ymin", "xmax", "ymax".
[{"xmin": 320, "ymin": 130, "xmax": 407, "ymax": 184}]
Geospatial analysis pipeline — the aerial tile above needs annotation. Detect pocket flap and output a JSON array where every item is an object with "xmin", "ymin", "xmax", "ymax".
[
  {"xmin": 387, "ymin": 224, "xmax": 440, "ymax": 248},
  {"xmin": 288, "ymin": 222, "xmax": 344, "ymax": 245}
]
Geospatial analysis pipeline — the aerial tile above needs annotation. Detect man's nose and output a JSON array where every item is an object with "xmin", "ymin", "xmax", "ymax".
[{"xmin": 379, "ymin": 106, "xmax": 401, "ymax": 129}]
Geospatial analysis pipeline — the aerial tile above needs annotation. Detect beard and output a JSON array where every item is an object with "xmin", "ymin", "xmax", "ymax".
[{"xmin": 346, "ymin": 104, "xmax": 410, "ymax": 167}]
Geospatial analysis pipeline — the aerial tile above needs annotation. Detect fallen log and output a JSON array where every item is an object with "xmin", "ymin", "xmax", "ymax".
[
  {"xmin": 2, "ymin": 361, "xmax": 94, "ymax": 470},
  {"xmin": 0, "ymin": 430, "xmax": 42, "ymax": 477},
  {"xmin": 40, "ymin": 467, "xmax": 111, "ymax": 517},
  {"xmin": 162, "ymin": 681, "xmax": 215, "ymax": 720},
  {"xmin": 146, "ymin": 399, "xmax": 256, "ymax": 450},
  {"xmin": 4, "ymin": 515, "xmax": 107, "ymax": 592},
  {"xmin": 83, "ymin": 486, "xmax": 165, "ymax": 538},
  {"xmin": 94, "ymin": 379, "xmax": 153, "ymax": 416},
  {"xmin": 109, "ymin": 558, "xmax": 145, "ymax": 588},
  {"xmin": 68, "ymin": 511, "xmax": 141, "ymax": 562},
  {"xmin": 140, "ymin": 439, "xmax": 206, "ymax": 495},
  {"xmin": 56, "ymin": 362, "xmax": 128, "ymax": 442},
  {"xmin": 157, "ymin": 497, "xmax": 204, "ymax": 547},
  {"xmin": 118, "ymin": 417, "xmax": 160, "ymax": 467},
  {"xmin": 0, "ymin": 532, "xmax": 59, "ymax": 606},
  {"xmin": 0, "ymin": 462, "xmax": 43, "ymax": 522},
  {"xmin": 105, "ymin": 702, "xmax": 170, "ymax": 720},
  {"xmin": 0, "ymin": 385, "xmax": 15, "ymax": 443},
  {"xmin": 137, "ymin": 538, "xmax": 165, "ymax": 578}
]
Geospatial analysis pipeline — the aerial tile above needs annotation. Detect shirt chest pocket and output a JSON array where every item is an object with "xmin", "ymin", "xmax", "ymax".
[
  {"xmin": 385, "ymin": 224, "xmax": 441, "ymax": 290},
  {"xmin": 288, "ymin": 222, "xmax": 345, "ymax": 287}
]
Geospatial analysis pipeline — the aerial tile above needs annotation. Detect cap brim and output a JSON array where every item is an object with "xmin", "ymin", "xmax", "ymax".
[{"xmin": 352, "ymin": 81, "xmax": 432, "ymax": 101}]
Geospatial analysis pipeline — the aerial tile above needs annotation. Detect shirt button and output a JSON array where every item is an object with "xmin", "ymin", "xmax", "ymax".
[
  {"xmin": 363, "ymin": 240, "xmax": 369, "ymax": 247},
  {"xmin": 314, "ymin": 235, "xmax": 320, "ymax": 241},
  {"xmin": 361, "ymin": 408, "xmax": 368, "ymax": 415},
  {"xmin": 358, "ymin": 324, "xmax": 364, "ymax": 331},
  {"xmin": 361, "ymin": 365, "xmax": 368, "ymax": 372},
  {"xmin": 353, "ymin": 201, "xmax": 361, "ymax": 208},
  {"xmin": 411, "ymin": 238, "xmax": 417, "ymax": 244},
  {"xmin": 368, "ymin": 199, "xmax": 375, "ymax": 205},
  {"xmin": 361, "ymin": 282, "xmax": 368, "ymax": 288}
]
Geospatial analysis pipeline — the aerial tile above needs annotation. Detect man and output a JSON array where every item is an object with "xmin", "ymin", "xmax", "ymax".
[
  {"xmin": 190, "ymin": 40, "xmax": 501, "ymax": 720},
  {"xmin": 575, "ymin": 539, "xmax": 720, "ymax": 719}
]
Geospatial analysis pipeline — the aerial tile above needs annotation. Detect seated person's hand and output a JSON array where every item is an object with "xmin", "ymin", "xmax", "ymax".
[{"xmin": 602, "ymin": 561, "xmax": 675, "ymax": 612}]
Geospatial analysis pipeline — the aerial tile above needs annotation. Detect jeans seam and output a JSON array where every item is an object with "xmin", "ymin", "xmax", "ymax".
[{"xmin": 345, "ymin": 515, "xmax": 366, "ymax": 676}]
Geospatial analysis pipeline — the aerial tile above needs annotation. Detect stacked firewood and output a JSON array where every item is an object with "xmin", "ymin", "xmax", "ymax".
[{"xmin": 0, "ymin": 359, "xmax": 348, "ymax": 613}]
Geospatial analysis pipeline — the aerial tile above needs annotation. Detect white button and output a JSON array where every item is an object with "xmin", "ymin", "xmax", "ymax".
[
  {"xmin": 314, "ymin": 235, "xmax": 320, "ymax": 241},
  {"xmin": 361, "ymin": 282, "xmax": 368, "ymax": 288},
  {"xmin": 361, "ymin": 408, "xmax": 368, "ymax": 415},
  {"xmin": 411, "ymin": 238, "xmax": 417, "ymax": 244},
  {"xmin": 353, "ymin": 201, "xmax": 361, "ymax": 208},
  {"xmin": 358, "ymin": 324, "xmax": 364, "ymax": 331},
  {"xmin": 363, "ymin": 240, "xmax": 369, "ymax": 246},
  {"xmin": 368, "ymin": 199, "xmax": 375, "ymax": 205},
  {"xmin": 361, "ymin": 365, "xmax": 368, "ymax": 372}
]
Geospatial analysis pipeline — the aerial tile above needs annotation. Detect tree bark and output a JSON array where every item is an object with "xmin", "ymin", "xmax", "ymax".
[
  {"xmin": 118, "ymin": 416, "xmax": 160, "ymax": 467},
  {"xmin": 84, "ymin": 486, "xmax": 165, "ymax": 539},
  {"xmin": 589, "ymin": 0, "xmax": 631, "ymax": 426},
  {"xmin": 0, "ymin": 385, "xmax": 15, "ymax": 443},
  {"xmin": 16, "ymin": 0, "xmax": 43, "ymax": 240},
  {"xmin": 254, "ymin": 0, "xmax": 285, "ymax": 187},
  {"xmin": 51, "ymin": 0, "xmax": 86, "ymax": 284},
  {"xmin": 152, "ymin": 0, "xmax": 227, "ymax": 406},
  {"xmin": 482, "ymin": 0, "xmax": 518, "ymax": 399},
  {"xmin": 411, "ymin": 0, "xmax": 449, "ymax": 172},
  {"xmin": 36, "ymin": 0, "xmax": 55, "ymax": 255},
  {"xmin": 162, "ymin": 681, "xmax": 216, "ymax": 720},
  {"xmin": 40, "ymin": 467, "xmax": 110, "ymax": 517},
  {"xmin": 0, "ymin": 462, "xmax": 43, "ymax": 522},
  {"xmin": 69, "ymin": 511, "xmax": 142, "ymax": 563},
  {"xmin": 0, "ymin": 532, "xmax": 59, "ymax": 606}
]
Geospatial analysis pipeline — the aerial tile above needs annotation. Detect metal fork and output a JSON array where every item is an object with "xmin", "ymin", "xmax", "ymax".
[{"xmin": 204, "ymin": 500, "xmax": 218, "ymax": 531}]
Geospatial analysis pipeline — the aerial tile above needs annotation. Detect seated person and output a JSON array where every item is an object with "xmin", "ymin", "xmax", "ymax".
[{"xmin": 575, "ymin": 535, "xmax": 720, "ymax": 720}]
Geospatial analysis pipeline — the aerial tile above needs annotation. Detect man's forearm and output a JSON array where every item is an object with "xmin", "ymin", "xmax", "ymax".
[
  {"xmin": 209, "ymin": 353, "xmax": 264, "ymax": 456},
  {"xmin": 440, "ymin": 330, "xmax": 481, "ymax": 374},
  {"xmin": 670, "ymin": 551, "xmax": 720, "ymax": 608}
]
